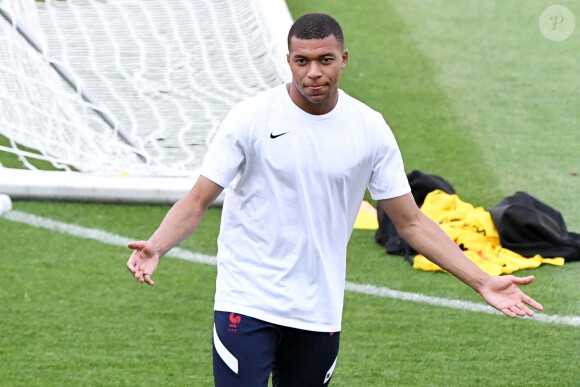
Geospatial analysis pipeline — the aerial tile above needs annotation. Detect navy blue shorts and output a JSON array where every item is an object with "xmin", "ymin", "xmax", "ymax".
[{"xmin": 213, "ymin": 311, "xmax": 340, "ymax": 386}]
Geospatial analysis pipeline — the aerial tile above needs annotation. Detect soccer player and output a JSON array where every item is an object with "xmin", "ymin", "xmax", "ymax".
[{"xmin": 127, "ymin": 13, "xmax": 543, "ymax": 386}]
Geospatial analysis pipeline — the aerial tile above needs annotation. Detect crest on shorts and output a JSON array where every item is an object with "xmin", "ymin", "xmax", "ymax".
[{"xmin": 228, "ymin": 312, "xmax": 242, "ymax": 332}]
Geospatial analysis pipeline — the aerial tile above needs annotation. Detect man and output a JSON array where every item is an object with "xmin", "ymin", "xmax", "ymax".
[{"xmin": 127, "ymin": 13, "xmax": 542, "ymax": 386}]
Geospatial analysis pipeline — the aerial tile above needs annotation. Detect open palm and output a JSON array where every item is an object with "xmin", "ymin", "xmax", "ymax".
[{"xmin": 479, "ymin": 275, "xmax": 543, "ymax": 318}]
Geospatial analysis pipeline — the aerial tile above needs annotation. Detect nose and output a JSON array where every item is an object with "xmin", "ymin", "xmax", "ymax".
[{"xmin": 307, "ymin": 61, "xmax": 322, "ymax": 78}]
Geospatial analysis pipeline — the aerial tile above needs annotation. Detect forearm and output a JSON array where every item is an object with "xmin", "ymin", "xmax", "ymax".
[
  {"xmin": 147, "ymin": 175, "xmax": 223, "ymax": 258},
  {"xmin": 379, "ymin": 195, "xmax": 542, "ymax": 317},
  {"xmin": 380, "ymin": 195, "xmax": 491, "ymax": 293},
  {"xmin": 398, "ymin": 215, "xmax": 491, "ymax": 292},
  {"xmin": 148, "ymin": 196, "xmax": 207, "ymax": 257}
]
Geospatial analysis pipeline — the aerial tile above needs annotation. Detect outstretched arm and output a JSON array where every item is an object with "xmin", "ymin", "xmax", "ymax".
[
  {"xmin": 379, "ymin": 193, "xmax": 543, "ymax": 317},
  {"xmin": 126, "ymin": 175, "xmax": 224, "ymax": 285}
]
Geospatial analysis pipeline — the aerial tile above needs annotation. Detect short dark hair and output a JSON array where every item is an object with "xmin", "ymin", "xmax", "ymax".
[{"xmin": 287, "ymin": 13, "xmax": 344, "ymax": 50}]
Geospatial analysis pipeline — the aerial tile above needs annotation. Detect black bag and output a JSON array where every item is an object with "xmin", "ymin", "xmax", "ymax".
[
  {"xmin": 490, "ymin": 192, "xmax": 580, "ymax": 262},
  {"xmin": 375, "ymin": 170, "xmax": 455, "ymax": 261}
]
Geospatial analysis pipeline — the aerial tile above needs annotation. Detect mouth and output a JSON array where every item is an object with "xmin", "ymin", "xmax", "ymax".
[{"xmin": 305, "ymin": 85, "xmax": 325, "ymax": 92}]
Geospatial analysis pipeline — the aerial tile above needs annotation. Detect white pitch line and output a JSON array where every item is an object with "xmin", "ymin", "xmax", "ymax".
[
  {"xmin": 344, "ymin": 282, "xmax": 580, "ymax": 326},
  {"xmin": 4, "ymin": 210, "xmax": 580, "ymax": 327},
  {"xmin": 4, "ymin": 210, "xmax": 216, "ymax": 265}
]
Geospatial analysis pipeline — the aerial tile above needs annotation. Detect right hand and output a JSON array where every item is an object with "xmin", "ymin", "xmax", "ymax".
[{"xmin": 126, "ymin": 240, "xmax": 160, "ymax": 286}]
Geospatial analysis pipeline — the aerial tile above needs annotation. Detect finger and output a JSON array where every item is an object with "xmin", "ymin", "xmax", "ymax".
[
  {"xmin": 143, "ymin": 274, "xmax": 155, "ymax": 286},
  {"xmin": 502, "ymin": 308, "xmax": 517, "ymax": 318},
  {"xmin": 509, "ymin": 305, "xmax": 526, "ymax": 317},
  {"xmin": 523, "ymin": 294, "xmax": 543, "ymax": 311},
  {"xmin": 126, "ymin": 251, "xmax": 143, "ymax": 274},
  {"xmin": 133, "ymin": 267, "xmax": 145, "ymax": 282},
  {"xmin": 511, "ymin": 275, "xmax": 535, "ymax": 285},
  {"xmin": 519, "ymin": 304, "xmax": 535, "ymax": 317},
  {"xmin": 126, "ymin": 256, "xmax": 138, "ymax": 273},
  {"xmin": 128, "ymin": 240, "xmax": 146, "ymax": 251},
  {"xmin": 132, "ymin": 268, "xmax": 145, "ymax": 280},
  {"xmin": 509, "ymin": 304, "xmax": 528, "ymax": 317}
]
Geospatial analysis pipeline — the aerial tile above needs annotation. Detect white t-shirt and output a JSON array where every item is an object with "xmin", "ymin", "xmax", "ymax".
[{"xmin": 200, "ymin": 84, "xmax": 410, "ymax": 332}]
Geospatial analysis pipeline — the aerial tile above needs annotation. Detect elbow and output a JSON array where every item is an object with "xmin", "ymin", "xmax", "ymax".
[
  {"xmin": 393, "ymin": 209, "xmax": 426, "ymax": 247},
  {"xmin": 181, "ymin": 194, "xmax": 212, "ymax": 220},
  {"xmin": 395, "ymin": 218, "xmax": 419, "ymax": 244}
]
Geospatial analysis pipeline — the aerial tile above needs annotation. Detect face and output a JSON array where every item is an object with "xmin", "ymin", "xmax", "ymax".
[{"xmin": 287, "ymin": 35, "xmax": 348, "ymax": 115}]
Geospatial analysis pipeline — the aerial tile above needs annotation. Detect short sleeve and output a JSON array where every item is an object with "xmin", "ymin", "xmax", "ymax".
[
  {"xmin": 367, "ymin": 118, "xmax": 410, "ymax": 200},
  {"xmin": 199, "ymin": 104, "xmax": 248, "ymax": 188}
]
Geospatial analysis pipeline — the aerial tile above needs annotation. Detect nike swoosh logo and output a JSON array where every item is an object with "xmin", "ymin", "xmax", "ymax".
[{"xmin": 270, "ymin": 131, "xmax": 289, "ymax": 139}]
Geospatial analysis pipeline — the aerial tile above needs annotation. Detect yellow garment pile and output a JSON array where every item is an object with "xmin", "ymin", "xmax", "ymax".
[
  {"xmin": 413, "ymin": 190, "xmax": 565, "ymax": 276},
  {"xmin": 354, "ymin": 200, "xmax": 379, "ymax": 230}
]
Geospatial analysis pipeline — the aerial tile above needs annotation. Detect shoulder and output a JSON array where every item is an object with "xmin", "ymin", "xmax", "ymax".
[
  {"xmin": 232, "ymin": 84, "xmax": 286, "ymax": 115},
  {"xmin": 217, "ymin": 84, "xmax": 286, "ymax": 141},
  {"xmin": 338, "ymin": 89, "xmax": 385, "ymax": 124},
  {"xmin": 338, "ymin": 89, "xmax": 391, "ymax": 140},
  {"xmin": 337, "ymin": 90, "xmax": 401, "ymax": 154}
]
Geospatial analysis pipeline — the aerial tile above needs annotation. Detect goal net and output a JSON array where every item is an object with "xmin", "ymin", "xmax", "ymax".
[{"xmin": 0, "ymin": 0, "xmax": 292, "ymax": 203}]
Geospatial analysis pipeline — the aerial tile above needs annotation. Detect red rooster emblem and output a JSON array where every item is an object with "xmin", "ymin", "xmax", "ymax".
[{"xmin": 229, "ymin": 312, "xmax": 242, "ymax": 331}]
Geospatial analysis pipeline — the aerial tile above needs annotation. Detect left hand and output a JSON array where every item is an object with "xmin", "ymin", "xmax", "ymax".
[{"xmin": 479, "ymin": 275, "xmax": 543, "ymax": 317}]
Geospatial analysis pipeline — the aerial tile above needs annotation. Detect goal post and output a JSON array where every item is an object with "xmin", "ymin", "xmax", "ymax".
[{"xmin": 0, "ymin": 0, "xmax": 292, "ymax": 204}]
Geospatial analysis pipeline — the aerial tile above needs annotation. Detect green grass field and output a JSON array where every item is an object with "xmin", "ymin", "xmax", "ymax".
[{"xmin": 2, "ymin": 1, "xmax": 580, "ymax": 386}]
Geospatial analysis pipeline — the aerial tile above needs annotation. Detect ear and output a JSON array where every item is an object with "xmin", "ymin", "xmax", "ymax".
[{"xmin": 341, "ymin": 49, "xmax": 349, "ymax": 69}]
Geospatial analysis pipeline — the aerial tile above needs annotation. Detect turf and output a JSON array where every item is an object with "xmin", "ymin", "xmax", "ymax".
[{"xmin": 2, "ymin": 0, "xmax": 580, "ymax": 386}]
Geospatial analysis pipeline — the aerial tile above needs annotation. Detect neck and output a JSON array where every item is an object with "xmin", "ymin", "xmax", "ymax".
[{"xmin": 286, "ymin": 83, "xmax": 338, "ymax": 115}]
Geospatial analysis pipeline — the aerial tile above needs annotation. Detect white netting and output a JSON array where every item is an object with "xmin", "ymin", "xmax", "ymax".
[{"xmin": 0, "ymin": 0, "xmax": 291, "ymax": 178}]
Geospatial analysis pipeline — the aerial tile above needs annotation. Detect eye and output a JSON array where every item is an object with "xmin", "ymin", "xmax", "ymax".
[
  {"xmin": 321, "ymin": 57, "xmax": 334, "ymax": 64},
  {"xmin": 295, "ymin": 58, "xmax": 307, "ymax": 65}
]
